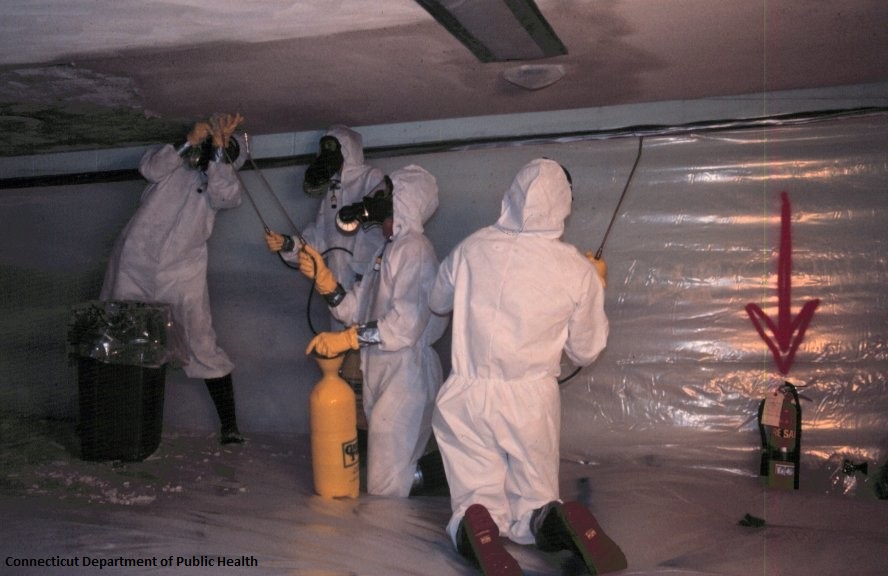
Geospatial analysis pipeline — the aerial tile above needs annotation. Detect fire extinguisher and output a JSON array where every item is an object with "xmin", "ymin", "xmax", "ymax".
[{"xmin": 757, "ymin": 381, "xmax": 802, "ymax": 490}]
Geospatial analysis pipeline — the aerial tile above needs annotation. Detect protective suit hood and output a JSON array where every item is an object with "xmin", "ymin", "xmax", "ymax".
[
  {"xmin": 390, "ymin": 165, "xmax": 438, "ymax": 240},
  {"xmin": 495, "ymin": 158, "xmax": 571, "ymax": 239},
  {"xmin": 326, "ymin": 125, "xmax": 370, "ymax": 183}
]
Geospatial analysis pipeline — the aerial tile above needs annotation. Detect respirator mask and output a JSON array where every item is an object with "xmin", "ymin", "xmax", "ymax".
[
  {"xmin": 561, "ymin": 164, "xmax": 573, "ymax": 194},
  {"xmin": 335, "ymin": 176, "xmax": 393, "ymax": 235},
  {"xmin": 303, "ymin": 135, "xmax": 345, "ymax": 198},
  {"xmin": 186, "ymin": 136, "xmax": 242, "ymax": 172}
]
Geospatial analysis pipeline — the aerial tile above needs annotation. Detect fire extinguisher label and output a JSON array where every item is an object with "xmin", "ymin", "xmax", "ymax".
[
  {"xmin": 761, "ymin": 391, "xmax": 784, "ymax": 427},
  {"xmin": 341, "ymin": 437, "xmax": 359, "ymax": 468},
  {"xmin": 774, "ymin": 463, "xmax": 795, "ymax": 477}
]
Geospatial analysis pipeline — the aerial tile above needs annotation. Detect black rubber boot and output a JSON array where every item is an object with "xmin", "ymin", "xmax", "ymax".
[
  {"xmin": 410, "ymin": 449, "xmax": 449, "ymax": 496},
  {"xmin": 530, "ymin": 501, "xmax": 568, "ymax": 552},
  {"xmin": 204, "ymin": 374, "xmax": 245, "ymax": 445}
]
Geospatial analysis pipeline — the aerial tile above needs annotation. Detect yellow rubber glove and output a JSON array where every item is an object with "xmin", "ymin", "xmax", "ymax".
[
  {"xmin": 265, "ymin": 230, "xmax": 285, "ymax": 252},
  {"xmin": 298, "ymin": 243, "xmax": 338, "ymax": 294},
  {"xmin": 585, "ymin": 251, "xmax": 608, "ymax": 288},
  {"xmin": 209, "ymin": 112, "xmax": 244, "ymax": 148},
  {"xmin": 305, "ymin": 326, "xmax": 359, "ymax": 358},
  {"xmin": 187, "ymin": 121, "xmax": 211, "ymax": 146}
]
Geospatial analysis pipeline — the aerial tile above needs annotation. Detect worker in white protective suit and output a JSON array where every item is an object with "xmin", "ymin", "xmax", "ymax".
[
  {"xmin": 100, "ymin": 113, "xmax": 247, "ymax": 445},
  {"xmin": 264, "ymin": 126, "xmax": 390, "ymax": 466},
  {"xmin": 298, "ymin": 165, "xmax": 449, "ymax": 497},
  {"xmin": 264, "ymin": 125, "xmax": 386, "ymax": 322},
  {"xmin": 429, "ymin": 159, "xmax": 626, "ymax": 575}
]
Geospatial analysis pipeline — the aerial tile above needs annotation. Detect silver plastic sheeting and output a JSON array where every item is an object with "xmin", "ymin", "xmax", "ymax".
[{"xmin": 556, "ymin": 112, "xmax": 888, "ymax": 491}]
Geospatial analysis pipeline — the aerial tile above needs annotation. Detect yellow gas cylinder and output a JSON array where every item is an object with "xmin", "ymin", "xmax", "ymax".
[{"xmin": 310, "ymin": 352, "xmax": 360, "ymax": 498}]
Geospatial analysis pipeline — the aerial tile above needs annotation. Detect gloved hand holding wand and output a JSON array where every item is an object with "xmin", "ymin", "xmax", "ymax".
[
  {"xmin": 265, "ymin": 230, "xmax": 295, "ymax": 253},
  {"xmin": 585, "ymin": 251, "xmax": 608, "ymax": 288},
  {"xmin": 209, "ymin": 112, "xmax": 244, "ymax": 148},
  {"xmin": 187, "ymin": 121, "xmax": 211, "ymax": 146},
  {"xmin": 297, "ymin": 242, "xmax": 339, "ymax": 295}
]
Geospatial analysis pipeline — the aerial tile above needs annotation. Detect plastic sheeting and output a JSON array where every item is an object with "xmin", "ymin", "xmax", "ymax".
[
  {"xmin": 1, "ymin": 416, "xmax": 886, "ymax": 576},
  {"xmin": 1, "ymin": 110, "xmax": 887, "ymax": 576},
  {"xmin": 0, "ymin": 110, "xmax": 886, "ymax": 500},
  {"xmin": 544, "ymin": 113, "xmax": 888, "ymax": 484}
]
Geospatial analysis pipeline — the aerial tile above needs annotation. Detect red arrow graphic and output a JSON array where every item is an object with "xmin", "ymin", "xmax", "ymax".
[{"xmin": 745, "ymin": 191, "xmax": 820, "ymax": 375}]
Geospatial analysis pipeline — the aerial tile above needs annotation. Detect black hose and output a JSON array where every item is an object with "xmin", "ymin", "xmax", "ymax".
[{"xmin": 558, "ymin": 366, "xmax": 581, "ymax": 385}]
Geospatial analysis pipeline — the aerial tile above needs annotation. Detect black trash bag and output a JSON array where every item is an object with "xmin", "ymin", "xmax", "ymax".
[{"xmin": 67, "ymin": 300, "xmax": 180, "ymax": 368}]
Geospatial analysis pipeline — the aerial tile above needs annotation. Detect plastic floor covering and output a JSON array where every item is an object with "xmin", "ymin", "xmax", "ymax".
[{"xmin": 1, "ymin": 415, "xmax": 886, "ymax": 576}]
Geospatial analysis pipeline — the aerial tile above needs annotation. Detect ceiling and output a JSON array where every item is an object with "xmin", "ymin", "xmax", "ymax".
[{"xmin": 1, "ymin": 0, "xmax": 887, "ymax": 157}]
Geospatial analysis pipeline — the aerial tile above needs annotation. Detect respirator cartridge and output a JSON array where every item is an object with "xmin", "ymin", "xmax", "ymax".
[{"xmin": 335, "ymin": 176, "xmax": 393, "ymax": 234}]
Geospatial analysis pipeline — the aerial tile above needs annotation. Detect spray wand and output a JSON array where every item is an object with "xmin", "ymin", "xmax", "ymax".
[
  {"xmin": 559, "ymin": 135, "xmax": 645, "ymax": 386},
  {"xmin": 222, "ymin": 131, "xmax": 307, "ymax": 244},
  {"xmin": 594, "ymin": 135, "xmax": 644, "ymax": 260}
]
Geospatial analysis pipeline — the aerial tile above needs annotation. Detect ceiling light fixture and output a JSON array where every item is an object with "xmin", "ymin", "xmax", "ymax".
[
  {"xmin": 415, "ymin": 0, "xmax": 566, "ymax": 62},
  {"xmin": 502, "ymin": 63, "xmax": 565, "ymax": 90}
]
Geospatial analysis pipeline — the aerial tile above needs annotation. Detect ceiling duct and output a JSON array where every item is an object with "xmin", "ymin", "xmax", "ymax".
[{"xmin": 415, "ymin": 0, "xmax": 566, "ymax": 62}]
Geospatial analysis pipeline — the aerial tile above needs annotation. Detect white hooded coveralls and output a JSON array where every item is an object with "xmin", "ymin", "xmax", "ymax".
[
  {"xmin": 100, "ymin": 144, "xmax": 242, "ymax": 379},
  {"xmin": 429, "ymin": 158, "xmax": 608, "ymax": 545},
  {"xmin": 328, "ymin": 165, "xmax": 448, "ymax": 496}
]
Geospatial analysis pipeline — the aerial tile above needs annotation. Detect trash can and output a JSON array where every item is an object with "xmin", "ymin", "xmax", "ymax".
[{"xmin": 68, "ymin": 301, "xmax": 174, "ymax": 462}]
